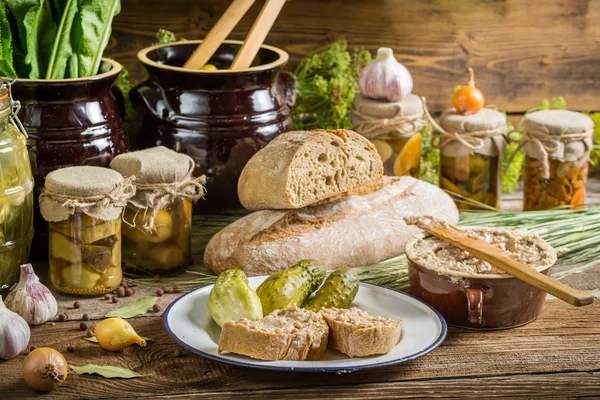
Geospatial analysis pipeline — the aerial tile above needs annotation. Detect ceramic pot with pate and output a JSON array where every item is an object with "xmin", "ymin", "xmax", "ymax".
[
  {"xmin": 132, "ymin": 40, "xmax": 296, "ymax": 210},
  {"xmin": 406, "ymin": 227, "xmax": 557, "ymax": 329}
]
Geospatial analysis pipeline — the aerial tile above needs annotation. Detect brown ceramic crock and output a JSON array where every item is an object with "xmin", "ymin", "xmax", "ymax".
[
  {"xmin": 406, "ymin": 228, "xmax": 557, "ymax": 330},
  {"xmin": 12, "ymin": 58, "xmax": 130, "ymax": 257},
  {"xmin": 132, "ymin": 40, "xmax": 296, "ymax": 210}
]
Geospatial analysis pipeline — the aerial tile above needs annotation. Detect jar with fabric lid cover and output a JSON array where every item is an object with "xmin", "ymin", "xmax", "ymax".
[
  {"xmin": 0, "ymin": 79, "xmax": 34, "ymax": 289},
  {"xmin": 111, "ymin": 147, "xmax": 206, "ymax": 275},
  {"xmin": 351, "ymin": 93, "xmax": 426, "ymax": 178},
  {"xmin": 435, "ymin": 108, "xmax": 507, "ymax": 210},
  {"xmin": 520, "ymin": 110, "xmax": 593, "ymax": 211},
  {"xmin": 40, "ymin": 166, "xmax": 135, "ymax": 295}
]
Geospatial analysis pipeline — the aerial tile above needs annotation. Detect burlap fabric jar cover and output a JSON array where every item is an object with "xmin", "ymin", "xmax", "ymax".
[
  {"xmin": 40, "ymin": 166, "xmax": 135, "ymax": 295},
  {"xmin": 351, "ymin": 93, "xmax": 426, "ymax": 177},
  {"xmin": 433, "ymin": 108, "xmax": 507, "ymax": 210},
  {"xmin": 111, "ymin": 146, "xmax": 206, "ymax": 275},
  {"xmin": 519, "ymin": 110, "xmax": 594, "ymax": 211}
]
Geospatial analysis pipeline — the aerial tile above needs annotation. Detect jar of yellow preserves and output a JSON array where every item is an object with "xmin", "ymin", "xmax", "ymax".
[
  {"xmin": 111, "ymin": 147, "xmax": 205, "ymax": 275},
  {"xmin": 0, "ymin": 79, "xmax": 34, "ymax": 290},
  {"xmin": 436, "ymin": 108, "xmax": 507, "ymax": 210},
  {"xmin": 40, "ymin": 166, "xmax": 135, "ymax": 295},
  {"xmin": 351, "ymin": 94, "xmax": 426, "ymax": 178},
  {"xmin": 521, "ymin": 110, "xmax": 593, "ymax": 211}
]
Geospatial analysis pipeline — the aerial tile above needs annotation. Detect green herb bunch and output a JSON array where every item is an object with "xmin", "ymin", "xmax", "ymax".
[
  {"xmin": 292, "ymin": 39, "xmax": 372, "ymax": 130},
  {"xmin": 502, "ymin": 97, "xmax": 567, "ymax": 193},
  {"xmin": 0, "ymin": 0, "xmax": 121, "ymax": 79}
]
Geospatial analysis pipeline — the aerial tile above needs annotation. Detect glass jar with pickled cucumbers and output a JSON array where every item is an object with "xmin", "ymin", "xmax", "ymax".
[
  {"xmin": 521, "ymin": 110, "xmax": 593, "ymax": 211},
  {"xmin": 436, "ymin": 108, "xmax": 507, "ymax": 210},
  {"xmin": 0, "ymin": 80, "xmax": 34, "ymax": 289},
  {"xmin": 351, "ymin": 94, "xmax": 426, "ymax": 178},
  {"xmin": 40, "ymin": 166, "xmax": 135, "ymax": 295},
  {"xmin": 111, "ymin": 147, "xmax": 205, "ymax": 275}
]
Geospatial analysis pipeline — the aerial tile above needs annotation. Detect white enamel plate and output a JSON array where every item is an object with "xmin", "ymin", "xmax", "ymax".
[{"xmin": 163, "ymin": 276, "xmax": 447, "ymax": 373}]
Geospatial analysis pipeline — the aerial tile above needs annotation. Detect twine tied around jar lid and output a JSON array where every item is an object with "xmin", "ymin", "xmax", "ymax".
[
  {"xmin": 350, "ymin": 93, "xmax": 426, "ymax": 139},
  {"xmin": 422, "ymin": 97, "xmax": 506, "ymax": 153},
  {"xmin": 39, "ymin": 166, "xmax": 136, "ymax": 222},
  {"xmin": 110, "ymin": 146, "xmax": 206, "ymax": 232},
  {"xmin": 510, "ymin": 110, "xmax": 594, "ymax": 180}
]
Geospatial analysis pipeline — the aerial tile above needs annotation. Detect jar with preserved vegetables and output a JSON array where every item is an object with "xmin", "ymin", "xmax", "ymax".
[
  {"xmin": 520, "ymin": 110, "xmax": 593, "ymax": 211},
  {"xmin": 40, "ymin": 166, "xmax": 135, "ymax": 295},
  {"xmin": 351, "ymin": 94, "xmax": 426, "ymax": 178},
  {"xmin": 435, "ymin": 108, "xmax": 507, "ymax": 210},
  {"xmin": 0, "ymin": 79, "xmax": 34, "ymax": 289},
  {"xmin": 110, "ymin": 147, "xmax": 205, "ymax": 275}
]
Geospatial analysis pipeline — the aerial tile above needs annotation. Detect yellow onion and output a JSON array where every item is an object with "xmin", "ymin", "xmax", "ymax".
[
  {"xmin": 94, "ymin": 318, "xmax": 146, "ymax": 352},
  {"xmin": 23, "ymin": 348, "xmax": 68, "ymax": 392}
]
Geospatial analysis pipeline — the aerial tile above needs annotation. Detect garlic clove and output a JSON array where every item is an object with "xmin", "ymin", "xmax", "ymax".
[
  {"xmin": 0, "ymin": 296, "xmax": 31, "ymax": 360},
  {"xmin": 5, "ymin": 264, "xmax": 58, "ymax": 325},
  {"xmin": 359, "ymin": 47, "xmax": 413, "ymax": 102}
]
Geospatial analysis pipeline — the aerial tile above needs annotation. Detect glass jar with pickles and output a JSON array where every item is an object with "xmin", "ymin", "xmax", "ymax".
[
  {"xmin": 436, "ymin": 108, "xmax": 507, "ymax": 210},
  {"xmin": 521, "ymin": 110, "xmax": 594, "ymax": 211},
  {"xmin": 351, "ymin": 94, "xmax": 426, "ymax": 178},
  {"xmin": 0, "ymin": 79, "xmax": 34, "ymax": 289},
  {"xmin": 110, "ymin": 147, "xmax": 205, "ymax": 275},
  {"xmin": 40, "ymin": 166, "xmax": 135, "ymax": 295}
]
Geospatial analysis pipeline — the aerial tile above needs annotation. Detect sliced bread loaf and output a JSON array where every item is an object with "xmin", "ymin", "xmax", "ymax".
[
  {"xmin": 238, "ymin": 129, "xmax": 384, "ymax": 210},
  {"xmin": 320, "ymin": 307, "xmax": 402, "ymax": 357},
  {"xmin": 218, "ymin": 306, "xmax": 329, "ymax": 361}
]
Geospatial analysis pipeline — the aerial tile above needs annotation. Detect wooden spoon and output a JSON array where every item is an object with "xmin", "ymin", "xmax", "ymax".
[
  {"xmin": 405, "ymin": 217, "xmax": 595, "ymax": 307},
  {"xmin": 184, "ymin": 0, "xmax": 257, "ymax": 69},
  {"xmin": 230, "ymin": 0, "xmax": 286, "ymax": 70}
]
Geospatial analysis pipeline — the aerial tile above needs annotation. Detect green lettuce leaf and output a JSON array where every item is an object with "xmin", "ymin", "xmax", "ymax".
[
  {"xmin": 7, "ymin": 0, "xmax": 56, "ymax": 79},
  {"xmin": 45, "ymin": 0, "xmax": 77, "ymax": 79},
  {"xmin": 0, "ymin": 4, "xmax": 17, "ymax": 77},
  {"xmin": 72, "ymin": 0, "xmax": 120, "ymax": 77}
]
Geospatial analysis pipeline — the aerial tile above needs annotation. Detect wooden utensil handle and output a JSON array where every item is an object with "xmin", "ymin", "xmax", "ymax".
[
  {"xmin": 408, "ymin": 218, "xmax": 596, "ymax": 307},
  {"xmin": 184, "ymin": 0, "xmax": 256, "ymax": 69},
  {"xmin": 230, "ymin": 0, "xmax": 286, "ymax": 70},
  {"xmin": 468, "ymin": 242, "xmax": 595, "ymax": 307}
]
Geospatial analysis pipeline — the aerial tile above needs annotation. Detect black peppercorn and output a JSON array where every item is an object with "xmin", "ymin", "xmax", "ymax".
[
  {"xmin": 112, "ymin": 297, "xmax": 118, "ymax": 303},
  {"xmin": 73, "ymin": 301, "xmax": 80, "ymax": 309},
  {"xmin": 156, "ymin": 289, "xmax": 164, "ymax": 297},
  {"xmin": 67, "ymin": 346, "xmax": 74, "ymax": 353},
  {"xmin": 152, "ymin": 304, "xmax": 160, "ymax": 313},
  {"xmin": 82, "ymin": 313, "xmax": 90, "ymax": 321}
]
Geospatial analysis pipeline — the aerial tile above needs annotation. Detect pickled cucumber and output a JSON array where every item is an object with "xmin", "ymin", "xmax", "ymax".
[
  {"xmin": 304, "ymin": 267, "xmax": 359, "ymax": 312},
  {"xmin": 124, "ymin": 209, "xmax": 173, "ymax": 244},
  {"xmin": 147, "ymin": 244, "xmax": 184, "ymax": 270},
  {"xmin": 208, "ymin": 269, "xmax": 263, "ymax": 327},
  {"xmin": 50, "ymin": 231, "xmax": 82, "ymax": 265},
  {"xmin": 256, "ymin": 260, "xmax": 326, "ymax": 315},
  {"xmin": 61, "ymin": 264, "xmax": 102, "ymax": 289}
]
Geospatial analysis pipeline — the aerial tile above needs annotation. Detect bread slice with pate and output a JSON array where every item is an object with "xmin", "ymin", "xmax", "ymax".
[
  {"xmin": 218, "ymin": 306, "xmax": 329, "ymax": 361},
  {"xmin": 320, "ymin": 307, "xmax": 402, "ymax": 357}
]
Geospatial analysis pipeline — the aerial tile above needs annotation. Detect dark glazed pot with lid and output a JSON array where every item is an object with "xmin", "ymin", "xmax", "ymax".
[
  {"xmin": 12, "ymin": 58, "xmax": 130, "ymax": 258},
  {"xmin": 406, "ymin": 227, "xmax": 557, "ymax": 330},
  {"xmin": 132, "ymin": 40, "xmax": 296, "ymax": 210}
]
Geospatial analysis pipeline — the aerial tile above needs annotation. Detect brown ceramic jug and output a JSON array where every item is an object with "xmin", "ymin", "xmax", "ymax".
[
  {"xmin": 12, "ymin": 58, "xmax": 130, "ymax": 257},
  {"xmin": 132, "ymin": 40, "xmax": 296, "ymax": 210}
]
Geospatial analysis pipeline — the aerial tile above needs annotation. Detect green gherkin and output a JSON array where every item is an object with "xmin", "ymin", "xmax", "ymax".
[
  {"xmin": 207, "ymin": 269, "xmax": 263, "ymax": 328},
  {"xmin": 256, "ymin": 260, "xmax": 326, "ymax": 315},
  {"xmin": 304, "ymin": 267, "xmax": 359, "ymax": 312}
]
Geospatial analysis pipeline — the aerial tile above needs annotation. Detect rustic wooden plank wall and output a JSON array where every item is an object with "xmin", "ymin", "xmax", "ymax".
[{"xmin": 107, "ymin": 0, "xmax": 600, "ymax": 114}]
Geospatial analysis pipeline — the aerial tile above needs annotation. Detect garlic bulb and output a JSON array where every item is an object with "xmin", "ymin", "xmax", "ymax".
[
  {"xmin": 0, "ymin": 295, "xmax": 31, "ymax": 360},
  {"xmin": 5, "ymin": 264, "xmax": 58, "ymax": 325},
  {"xmin": 359, "ymin": 47, "xmax": 413, "ymax": 102}
]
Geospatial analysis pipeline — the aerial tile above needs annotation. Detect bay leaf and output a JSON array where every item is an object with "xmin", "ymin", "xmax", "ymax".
[
  {"xmin": 85, "ymin": 336, "xmax": 154, "ymax": 343},
  {"xmin": 70, "ymin": 364, "xmax": 150, "ymax": 379},
  {"xmin": 105, "ymin": 296, "xmax": 157, "ymax": 319}
]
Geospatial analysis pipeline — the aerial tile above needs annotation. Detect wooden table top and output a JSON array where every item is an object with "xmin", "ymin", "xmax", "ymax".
[{"xmin": 2, "ymin": 195, "xmax": 600, "ymax": 399}]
